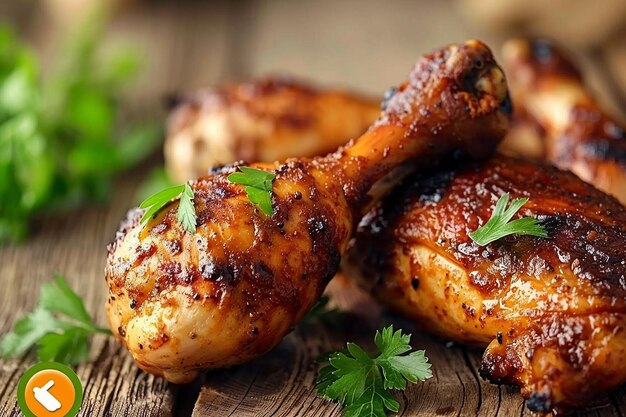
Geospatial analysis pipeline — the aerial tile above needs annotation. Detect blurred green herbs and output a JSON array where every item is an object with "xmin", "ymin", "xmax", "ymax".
[
  {"xmin": 0, "ymin": 20, "xmax": 160, "ymax": 243},
  {"xmin": 301, "ymin": 295, "xmax": 344, "ymax": 326}
]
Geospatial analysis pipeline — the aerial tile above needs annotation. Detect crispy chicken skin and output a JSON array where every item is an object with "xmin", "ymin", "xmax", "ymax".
[
  {"xmin": 501, "ymin": 38, "xmax": 626, "ymax": 205},
  {"xmin": 346, "ymin": 155, "xmax": 626, "ymax": 413},
  {"xmin": 165, "ymin": 78, "xmax": 381, "ymax": 183},
  {"xmin": 106, "ymin": 40, "xmax": 511, "ymax": 383}
]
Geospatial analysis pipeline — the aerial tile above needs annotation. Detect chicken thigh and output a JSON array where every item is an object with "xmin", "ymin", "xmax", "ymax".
[
  {"xmin": 105, "ymin": 40, "xmax": 511, "ymax": 383},
  {"xmin": 346, "ymin": 155, "xmax": 626, "ymax": 413},
  {"xmin": 165, "ymin": 78, "xmax": 380, "ymax": 182},
  {"xmin": 501, "ymin": 38, "xmax": 626, "ymax": 205}
]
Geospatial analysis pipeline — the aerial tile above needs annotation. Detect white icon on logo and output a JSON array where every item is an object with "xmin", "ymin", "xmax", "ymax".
[{"xmin": 33, "ymin": 379, "xmax": 61, "ymax": 412}]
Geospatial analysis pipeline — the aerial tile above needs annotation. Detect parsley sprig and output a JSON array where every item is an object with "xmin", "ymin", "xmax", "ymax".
[
  {"xmin": 0, "ymin": 21, "xmax": 160, "ymax": 244},
  {"xmin": 139, "ymin": 183, "xmax": 197, "ymax": 233},
  {"xmin": 317, "ymin": 326, "xmax": 432, "ymax": 417},
  {"xmin": 227, "ymin": 166, "xmax": 276, "ymax": 216},
  {"xmin": 0, "ymin": 274, "xmax": 111, "ymax": 365},
  {"xmin": 469, "ymin": 193, "xmax": 548, "ymax": 246}
]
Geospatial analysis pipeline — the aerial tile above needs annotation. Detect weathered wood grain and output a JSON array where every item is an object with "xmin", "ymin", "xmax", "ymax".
[
  {"xmin": 2, "ymin": 0, "xmax": 626, "ymax": 416},
  {"xmin": 0, "ymin": 165, "xmax": 178, "ymax": 417},
  {"xmin": 0, "ymin": 161, "xmax": 231, "ymax": 417}
]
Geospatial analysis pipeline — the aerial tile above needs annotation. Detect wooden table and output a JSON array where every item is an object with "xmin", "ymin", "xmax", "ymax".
[
  {"xmin": 1, "ymin": 163, "xmax": 626, "ymax": 417},
  {"xmin": 2, "ymin": 0, "xmax": 626, "ymax": 416}
]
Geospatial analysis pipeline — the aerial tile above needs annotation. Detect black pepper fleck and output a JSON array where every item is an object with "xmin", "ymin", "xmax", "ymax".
[{"xmin": 411, "ymin": 277, "xmax": 420, "ymax": 290}]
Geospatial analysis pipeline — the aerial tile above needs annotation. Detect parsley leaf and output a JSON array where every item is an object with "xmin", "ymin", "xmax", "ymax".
[
  {"xmin": 317, "ymin": 325, "xmax": 432, "ymax": 416},
  {"xmin": 227, "ymin": 166, "xmax": 276, "ymax": 216},
  {"xmin": 468, "ymin": 193, "xmax": 548, "ymax": 246},
  {"xmin": 38, "ymin": 328, "xmax": 90, "ymax": 364},
  {"xmin": 178, "ymin": 183, "xmax": 197, "ymax": 233},
  {"xmin": 0, "ymin": 308, "xmax": 62, "ymax": 359},
  {"xmin": 40, "ymin": 273, "xmax": 94, "ymax": 327},
  {"xmin": 0, "ymin": 274, "xmax": 111, "ymax": 365},
  {"xmin": 301, "ymin": 295, "xmax": 344, "ymax": 326},
  {"xmin": 139, "ymin": 183, "xmax": 197, "ymax": 233}
]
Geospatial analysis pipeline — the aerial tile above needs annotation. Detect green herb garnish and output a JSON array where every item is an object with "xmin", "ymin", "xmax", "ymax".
[
  {"xmin": 469, "ymin": 193, "xmax": 548, "ymax": 246},
  {"xmin": 227, "ymin": 166, "xmax": 276, "ymax": 216},
  {"xmin": 0, "ymin": 19, "xmax": 160, "ymax": 244},
  {"xmin": 301, "ymin": 295, "xmax": 343, "ymax": 326},
  {"xmin": 0, "ymin": 274, "xmax": 111, "ymax": 365},
  {"xmin": 139, "ymin": 183, "xmax": 197, "ymax": 233},
  {"xmin": 317, "ymin": 325, "xmax": 432, "ymax": 417}
]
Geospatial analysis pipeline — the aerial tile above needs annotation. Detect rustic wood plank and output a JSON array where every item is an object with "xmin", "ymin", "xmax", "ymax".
[
  {"xmin": 3, "ymin": 0, "xmax": 626, "ymax": 416},
  {"xmin": 240, "ymin": 0, "xmax": 497, "ymax": 95},
  {"xmin": 0, "ymin": 164, "xmax": 178, "ymax": 417}
]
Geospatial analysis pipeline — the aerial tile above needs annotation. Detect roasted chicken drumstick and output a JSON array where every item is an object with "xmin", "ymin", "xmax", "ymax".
[
  {"xmin": 106, "ymin": 40, "xmax": 510, "ymax": 383},
  {"xmin": 347, "ymin": 155, "xmax": 626, "ymax": 413},
  {"xmin": 165, "ymin": 78, "xmax": 380, "ymax": 182},
  {"xmin": 501, "ymin": 38, "xmax": 626, "ymax": 205}
]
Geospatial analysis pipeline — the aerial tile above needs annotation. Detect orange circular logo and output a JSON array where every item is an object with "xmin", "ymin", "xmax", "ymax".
[{"xmin": 18, "ymin": 362, "xmax": 83, "ymax": 417}]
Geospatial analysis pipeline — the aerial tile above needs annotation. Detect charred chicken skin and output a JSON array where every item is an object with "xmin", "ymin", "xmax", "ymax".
[
  {"xmin": 501, "ymin": 38, "xmax": 626, "ymax": 205},
  {"xmin": 165, "ymin": 78, "xmax": 380, "ymax": 183},
  {"xmin": 105, "ymin": 40, "xmax": 511, "ymax": 383},
  {"xmin": 346, "ymin": 155, "xmax": 626, "ymax": 413}
]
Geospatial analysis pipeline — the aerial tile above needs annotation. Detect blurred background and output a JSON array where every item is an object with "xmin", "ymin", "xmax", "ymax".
[
  {"xmin": 4, "ymin": 0, "xmax": 626, "ymax": 115},
  {"xmin": 0, "ymin": 0, "xmax": 625, "ymax": 242}
]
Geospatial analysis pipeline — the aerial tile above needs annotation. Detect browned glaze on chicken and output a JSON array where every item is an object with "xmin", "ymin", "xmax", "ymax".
[
  {"xmin": 165, "ymin": 77, "xmax": 381, "ymax": 182},
  {"xmin": 105, "ymin": 40, "xmax": 511, "ymax": 383},
  {"xmin": 346, "ymin": 155, "xmax": 626, "ymax": 414},
  {"xmin": 501, "ymin": 38, "xmax": 626, "ymax": 205}
]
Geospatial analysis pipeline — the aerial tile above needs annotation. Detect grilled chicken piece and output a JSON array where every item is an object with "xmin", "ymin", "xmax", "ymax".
[
  {"xmin": 165, "ymin": 78, "xmax": 381, "ymax": 183},
  {"xmin": 346, "ymin": 155, "xmax": 626, "ymax": 413},
  {"xmin": 501, "ymin": 38, "xmax": 626, "ymax": 205},
  {"xmin": 106, "ymin": 40, "xmax": 511, "ymax": 383}
]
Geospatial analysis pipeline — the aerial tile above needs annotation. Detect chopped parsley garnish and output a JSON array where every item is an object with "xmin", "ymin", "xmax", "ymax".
[
  {"xmin": 469, "ymin": 193, "xmax": 548, "ymax": 246},
  {"xmin": 317, "ymin": 325, "xmax": 432, "ymax": 417},
  {"xmin": 227, "ymin": 166, "xmax": 276, "ymax": 216},
  {"xmin": 139, "ymin": 183, "xmax": 197, "ymax": 233},
  {"xmin": 0, "ymin": 274, "xmax": 111, "ymax": 365}
]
